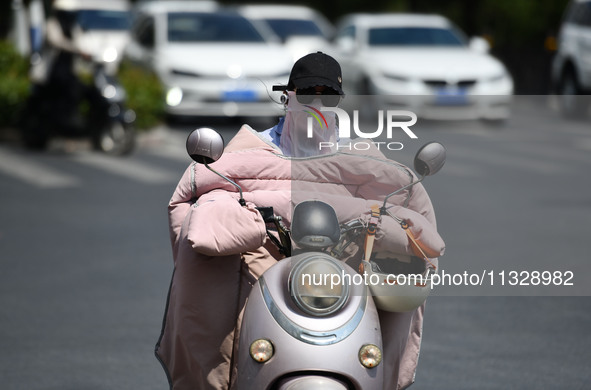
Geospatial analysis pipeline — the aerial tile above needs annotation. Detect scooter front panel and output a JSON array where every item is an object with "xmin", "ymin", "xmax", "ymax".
[{"xmin": 235, "ymin": 255, "xmax": 384, "ymax": 389}]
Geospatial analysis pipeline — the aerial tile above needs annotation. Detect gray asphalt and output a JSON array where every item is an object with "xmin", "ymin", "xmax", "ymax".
[{"xmin": 0, "ymin": 97, "xmax": 590, "ymax": 389}]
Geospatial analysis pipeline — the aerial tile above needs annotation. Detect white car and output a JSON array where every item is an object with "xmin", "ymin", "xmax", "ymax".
[
  {"xmin": 333, "ymin": 13, "xmax": 514, "ymax": 121},
  {"xmin": 125, "ymin": 1, "xmax": 293, "ymax": 118},
  {"xmin": 53, "ymin": 0, "xmax": 132, "ymax": 74},
  {"xmin": 238, "ymin": 4, "xmax": 334, "ymax": 61},
  {"xmin": 551, "ymin": 0, "xmax": 591, "ymax": 118}
]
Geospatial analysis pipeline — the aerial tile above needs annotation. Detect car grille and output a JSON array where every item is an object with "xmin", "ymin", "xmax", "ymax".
[
  {"xmin": 423, "ymin": 79, "xmax": 477, "ymax": 88},
  {"xmin": 458, "ymin": 80, "xmax": 477, "ymax": 88},
  {"xmin": 423, "ymin": 80, "xmax": 447, "ymax": 88}
]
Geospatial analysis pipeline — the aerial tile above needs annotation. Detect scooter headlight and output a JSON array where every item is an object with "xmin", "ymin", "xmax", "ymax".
[{"xmin": 289, "ymin": 254, "xmax": 349, "ymax": 317}]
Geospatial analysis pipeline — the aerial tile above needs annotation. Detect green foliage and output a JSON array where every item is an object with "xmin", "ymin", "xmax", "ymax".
[
  {"xmin": 117, "ymin": 60, "xmax": 165, "ymax": 130},
  {"xmin": 0, "ymin": 41, "xmax": 30, "ymax": 128}
]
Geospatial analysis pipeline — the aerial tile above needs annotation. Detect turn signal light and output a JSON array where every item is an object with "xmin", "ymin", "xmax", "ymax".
[
  {"xmin": 249, "ymin": 339, "xmax": 274, "ymax": 363},
  {"xmin": 359, "ymin": 344, "xmax": 382, "ymax": 368}
]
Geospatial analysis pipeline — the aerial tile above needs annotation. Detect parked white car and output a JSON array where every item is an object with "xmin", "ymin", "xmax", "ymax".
[
  {"xmin": 551, "ymin": 0, "xmax": 591, "ymax": 118},
  {"xmin": 333, "ymin": 13, "xmax": 514, "ymax": 121},
  {"xmin": 125, "ymin": 1, "xmax": 293, "ymax": 118},
  {"xmin": 238, "ymin": 4, "xmax": 334, "ymax": 61},
  {"xmin": 54, "ymin": 0, "xmax": 132, "ymax": 74}
]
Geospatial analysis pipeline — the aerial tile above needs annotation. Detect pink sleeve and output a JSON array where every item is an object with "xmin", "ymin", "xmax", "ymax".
[
  {"xmin": 186, "ymin": 192, "xmax": 267, "ymax": 256},
  {"xmin": 168, "ymin": 164, "xmax": 195, "ymax": 261}
]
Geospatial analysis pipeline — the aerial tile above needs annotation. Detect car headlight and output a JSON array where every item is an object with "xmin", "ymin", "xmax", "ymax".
[
  {"xmin": 166, "ymin": 87, "xmax": 183, "ymax": 107},
  {"xmin": 289, "ymin": 254, "xmax": 349, "ymax": 317}
]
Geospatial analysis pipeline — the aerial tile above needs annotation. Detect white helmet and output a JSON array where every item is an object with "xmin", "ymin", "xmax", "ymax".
[{"xmin": 361, "ymin": 255, "xmax": 434, "ymax": 312}]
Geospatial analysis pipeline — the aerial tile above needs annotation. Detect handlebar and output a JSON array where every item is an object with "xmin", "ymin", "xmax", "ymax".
[{"xmin": 256, "ymin": 206, "xmax": 291, "ymax": 257}]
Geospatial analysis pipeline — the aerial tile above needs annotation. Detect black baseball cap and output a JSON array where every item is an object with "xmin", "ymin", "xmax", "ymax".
[{"xmin": 273, "ymin": 52, "xmax": 344, "ymax": 95}]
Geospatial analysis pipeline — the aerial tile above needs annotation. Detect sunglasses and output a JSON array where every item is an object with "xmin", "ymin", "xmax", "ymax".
[{"xmin": 295, "ymin": 87, "xmax": 341, "ymax": 107}]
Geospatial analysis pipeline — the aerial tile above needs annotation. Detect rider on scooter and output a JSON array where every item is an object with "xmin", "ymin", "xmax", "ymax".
[{"xmin": 156, "ymin": 52, "xmax": 445, "ymax": 390}]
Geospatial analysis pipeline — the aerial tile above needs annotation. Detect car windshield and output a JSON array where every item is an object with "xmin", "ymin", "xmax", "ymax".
[
  {"xmin": 168, "ymin": 12, "xmax": 266, "ymax": 43},
  {"xmin": 263, "ymin": 19, "xmax": 325, "ymax": 42},
  {"xmin": 368, "ymin": 27, "xmax": 465, "ymax": 47},
  {"xmin": 77, "ymin": 10, "xmax": 131, "ymax": 31}
]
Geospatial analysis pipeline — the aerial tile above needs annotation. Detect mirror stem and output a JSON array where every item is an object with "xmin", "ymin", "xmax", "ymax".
[
  {"xmin": 381, "ymin": 176, "xmax": 424, "ymax": 213},
  {"xmin": 204, "ymin": 164, "xmax": 246, "ymax": 206}
]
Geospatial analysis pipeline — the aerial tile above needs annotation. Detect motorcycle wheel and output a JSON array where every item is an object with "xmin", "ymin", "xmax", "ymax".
[{"xmin": 93, "ymin": 120, "xmax": 135, "ymax": 156}]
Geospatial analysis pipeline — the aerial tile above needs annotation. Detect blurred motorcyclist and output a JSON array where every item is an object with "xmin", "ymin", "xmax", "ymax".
[
  {"xmin": 156, "ymin": 52, "xmax": 444, "ymax": 390},
  {"xmin": 38, "ymin": 0, "xmax": 91, "ymax": 122}
]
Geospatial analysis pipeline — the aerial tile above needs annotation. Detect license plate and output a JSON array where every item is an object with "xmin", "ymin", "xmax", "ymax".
[
  {"xmin": 222, "ymin": 89, "xmax": 257, "ymax": 102},
  {"xmin": 434, "ymin": 88, "xmax": 468, "ymax": 105}
]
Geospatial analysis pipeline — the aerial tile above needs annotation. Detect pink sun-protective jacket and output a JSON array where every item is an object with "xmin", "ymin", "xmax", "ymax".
[{"xmin": 155, "ymin": 125, "xmax": 445, "ymax": 390}]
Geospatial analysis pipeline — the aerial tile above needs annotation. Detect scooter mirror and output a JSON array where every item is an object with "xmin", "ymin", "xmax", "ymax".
[
  {"xmin": 413, "ymin": 142, "xmax": 446, "ymax": 177},
  {"xmin": 186, "ymin": 127, "xmax": 246, "ymax": 206},
  {"xmin": 382, "ymin": 142, "xmax": 446, "ymax": 211},
  {"xmin": 186, "ymin": 127, "xmax": 225, "ymax": 164}
]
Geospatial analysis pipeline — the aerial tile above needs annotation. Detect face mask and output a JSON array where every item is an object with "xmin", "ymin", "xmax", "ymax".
[{"xmin": 280, "ymin": 91, "xmax": 337, "ymax": 157}]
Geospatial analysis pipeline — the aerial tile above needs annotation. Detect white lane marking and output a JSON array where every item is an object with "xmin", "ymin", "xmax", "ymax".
[
  {"xmin": 70, "ymin": 152, "xmax": 178, "ymax": 184},
  {"xmin": 0, "ymin": 146, "xmax": 80, "ymax": 188}
]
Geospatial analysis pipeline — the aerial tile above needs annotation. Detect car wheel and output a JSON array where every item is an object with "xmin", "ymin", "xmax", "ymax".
[{"xmin": 558, "ymin": 69, "xmax": 589, "ymax": 119}]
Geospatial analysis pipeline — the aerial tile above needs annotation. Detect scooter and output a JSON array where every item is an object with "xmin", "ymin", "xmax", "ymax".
[
  {"xmin": 186, "ymin": 128, "xmax": 446, "ymax": 389},
  {"xmin": 20, "ymin": 57, "xmax": 136, "ymax": 155}
]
